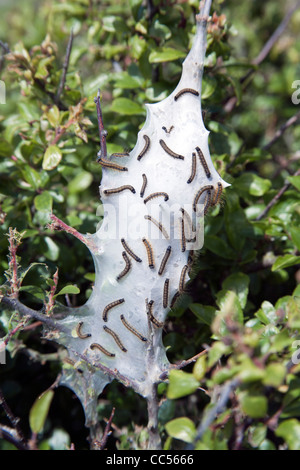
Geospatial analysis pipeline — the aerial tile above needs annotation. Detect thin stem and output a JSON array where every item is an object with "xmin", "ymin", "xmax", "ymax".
[
  {"xmin": 48, "ymin": 213, "xmax": 97, "ymax": 253},
  {"xmin": 94, "ymin": 89, "xmax": 108, "ymax": 159},
  {"xmin": 55, "ymin": 29, "xmax": 74, "ymax": 104},
  {"xmin": 146, "ymin": 384, "xmax": 161, "ymax": 450},
  {"xmin": 263, "ymin": 110, "xmax": 300, "ymax": 151}
]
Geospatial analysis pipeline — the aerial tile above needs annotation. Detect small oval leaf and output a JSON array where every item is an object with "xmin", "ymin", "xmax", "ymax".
[{"xmin": 29, "ymin": 389, "xmax": 54, "ymax": 434}]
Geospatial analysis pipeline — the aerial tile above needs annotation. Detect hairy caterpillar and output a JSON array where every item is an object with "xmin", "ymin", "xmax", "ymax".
[
  {"xmin": 90, "ymin": 343, "xmax": 115, "ymax": 357},
  {"xmin": 159, "ymin": 139, "xmax": 184, "ymax": 160},
  {"xmin": 144, "ymin": 215, "xmax": 169, "ymax": 240},
  {"xmin": 137, "ymin": 135, "xmax": 150, "ymax": 161},
  {"xmin": 116, "ymin": 251, "xmax": 132, "ymax": 281},
  {"xmin": 195, "ymin": 146, "xmax": 211, "ymax": 178},
  {"xmin": 158, "ymin": 246, "xmax": 172, "ymax": 276},
  {"xmin": 102, "ymin": 298, "xmax": 125, "ymax": 322},
  {"xmin": 187, "ymin": 152, "xmax": 197, "ymax": 184},
  {"xmin": 103, "ymin": 325, "xmax": 127, "ymax": 352},
  {"xmin": 163, "ymin": 278, "xmax": 169, "ymax": 309},
  {"xmin": 174, "ymin": 88, "xmax": 199, "ymax": 101},
  {"xmin": 103, "ymin": 185, "xmax": 136, "ymax": 195},
  {"xmin": 140, "ymin": 173, "xmax": 148, "ymax": 198},
  {"xmin": 162, "ymin": 125, "xmax": 174, "ymax": 134},
  {"xmin": 193, "ymin": 185, "xmax": 213, "ymax": 212},
  {"xmin": 179, "ymin": 264, "xmax": 189, "ymax": 294},
  {"xmin": 144, "ymin": 192, "xmax": 169, "ymax": 204},
  {"xmin": 76, "ymin": 321, "xmax": 92, "ymax": 339},
  {"xmin": 110, "ymin": 152, "xmax": 130, "ymax": 158},
  {"xmin": 142, "ymin": 238, "xmax": 155, "ymax": 269},
  {"xmin": 98, "ymin": 157, "xmax": 128, "ymax": 172},
  {"xmin": 211, "ymin": 182, "xmax": 223, "ymax": 206},
  {"xmin": 146, "ymin": 299, "xmax": 164, "ymax": 328},
  {"xmin": 120, "ymin": 315, "xmax": 147, "ymax": 342},
  {"xmin": 121, "ymin": 238, "xmax": 142, "ymax": 263}
]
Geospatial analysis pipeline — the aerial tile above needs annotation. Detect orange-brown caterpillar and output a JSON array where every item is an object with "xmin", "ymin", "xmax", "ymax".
[
  {"xmin": 110, "ymin": 152, "xmax": 130, "ymax": 158},
  {"xmin": 121, "ymin": 238, "xmax": 142, "ymax": 263},
  {"xmin": 163, "ymin": 278, "xmax": 169, "ymax": 309},
  {"xmin": 146, "ymin": 299, "xmax": 164, "ymax": 328},
  {"xmin": 98, "ymin": 157, "xmax": 128, "ymax": 172},
  {"xmin": 193, "ymin": 185, "xmax": 213, "ymax": 212},
  {"xmin": 103, "ymin": 325, "xmax": 127, "ymax": 352},
  {"xmin": 159, "ymin": 139, "xmax": 184, "ymax": 160},
  {"xmin": 180, "ymin": 207, "xmax": 195, "ymax": 241},
  {"xmin": 104, "ymin": 185, "xmax": 135, "ymax": 195},
  {"xmin": 76, "ymin": 321, "xmax": 91, "ymax": 339},
  {"xmin": 140, "ymin": 173, "xmax": 147, "ymax": 198},
  {"xmin": 144, "ymin": 192, "xmax": 169, "ymax": 204},
  {"xmin": 120, "ymin": 314, "xmax": 147, "ymax": 342},
  {"xmin": 174, "ymin": 88, "xmax": 199, "ymax": 101},
  {"xmin": 137, "ymin": 135, "xmax": 150, "ymax": 161},
  {"xmin": 195, "ymin": 146, "xmax": 211, "ymax": 178},
  {"xmin": 211, "ymin": 182, "xmax": 223, "ymax": 206},
  {"xmin": 187, "ymin": 152, "xmax": 197, "ymax": 184},
  {"xmin": 158, "ymin": 245, "xmax": 172, "ymax": 276},
  {"xmin": 180, "ymin": 217, "xmax": 186, "ymax": 253},
  {"xmin": 90, "ymin": 343, "xmax": 115, "ymax": 357},
  {"xmin": 144, "ymin": 215, "xmax": 169, "ymax": 240},
  {"xmin": 102, "ymin": 298, "xmax": 125, "ymax": 322},
  {"xmin": 179, "ymin": 264, "xmax": 189, "ymax": 294},
  {"xmin": 116, "ymin": 251, "xmax": 131, "ymax": 281},
  {"xmin": 142, "ymin": 238, "xmax": 155, "ymax": 269}
]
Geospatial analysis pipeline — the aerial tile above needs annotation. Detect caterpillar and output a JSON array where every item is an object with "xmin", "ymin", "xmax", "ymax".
[
  {"xmin": 142, "ymin": 237, "xmax": 155, "ymax": 269},
  {"xmin": 110, "ymin": 152, "xmax": 130, "ymax": 158},
  {"xmin": 90, "ymin": 342, "xmax": 115, "ymax": 357},
  {"xmin": 98, "ymin": 157, "xmax": 128, "ymax": 172},
  {"xmin": 179, "ymin": 264, "xmax": 189, "ymax": 294},
  {"xmin": 104, "ymin": 185, "xmax": 136, "ymax": 195},
  {"xmin": 103, "ymin": 325, "xmax": 127, "ymax": 352},
  {"xmin": 180, "ymin": 216, "xmax": 186, "ymax": 253},
  {"xmin": 163, "ymin": 278, "xmax": 169, "ymax": 309},
  {"xmin": 170, "ymin": 291, "xmax": 180, "ymax": 309},
  {"xmin": 174, "ymin": 88, "xmax": 199, "ymax": 101},
  {"xmin": 187, "ymin": 152, "xmax": 197, "ymax": 184},
  {"xmin": 137, "ymin": 135, "xmax": 150, "ymax": 161},
  {"xmin": 146, "ymin": 299, "xmax": 164, "ymax": 328},
  {"xmin": 120, "ymin": 314, "xmax": 147, "ymax": 342},
  {"xmin": 211, "ymin": 182, "xmax": 223, "ymax": 206},
  {"xmin": 76, "ymin": 321, "xmax": 91, "ymax": 339},
  {"xmin": 116, "ymin": 251, "xmax": 131, "ymax": 281},
  {"xmin": 195, "ymin": 146, "xmax": 211, "ymax": 178},
  {"xmin": 193, "ymin": 185, "xmax": 213, "ymax": 212},
  {"xmin": 102, "ymin": 298, "xmax": 125, "ymax": 322},
  {"xmin": 144, "ymin": 192, "xmax": 169, "ymax": 204},
  {"xmin": 180, "ymin": 207, "xmax": 195, "ymax": 240},
  {"xmin": 121, "ymin": 238, "xmax": 142, "ymax": 263},
  {"xmin": 144, "ymin": 215, "xmax": 169, "ymax": 240},
  {"xmin": 140, "ymin": 173, "xmax": 147, "ymax": 198},
  {"xmin": 203, "ymin": 189, "xmax": 212, "ymax": 215},
  {"xmin": 162, "ymin": 125, "xmax": 174, "ymax": 134},
  {"xmin": 158, "ymin": 245, "xmax": 172, "ymax": 276},
  {"xmin": 159, "ymin": 139, "xmax": 184, "ymax": 160}
]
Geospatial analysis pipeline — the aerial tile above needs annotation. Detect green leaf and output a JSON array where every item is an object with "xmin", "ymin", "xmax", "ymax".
[
  {"xmin": 29, "ymin": 389, "xmax": 54, "ymax": 434},
  {"xmin": 272, "ymin": 254, "xmax": 300, "ymax": 272},
  {"xmin": 201, "ymin": 76, "xmax": 217, "ymax": 100},
  {"xmin": 276, "ymin": 419, "xmax": 300, "ymax": 450},
  {"xmin": 21, "ymin": 166, "xmax": 41, "ymax": 190},
  {"xmin": 68, "ymin": 171, "xmax": 93, "ymax": 193},
  {"xmin": 234, "ymin": 173, "xmax": 272, "ymax": 196},
  {"xmin": 34, "ymin": 191, "xmax": 53, "ymax": 212},
  {"xmin": 290, "ymin": 226, "xmax": 300, "ymax": 251},
  {"xmin": 167, "ymin": 370, "xmax": 199, "ymax": 399},
  {"xmin": 286, "ymin": 175, "xmax": 300, "ymax": 191},
  {"xmin": 44, "ymin": 237, "xmax": 59, "ymax": 261},
  {"xmin": 42, "ymin": 145, "xmax": 62, "ymax": 171},
  {"xmin": 110, "ymin": 97, "xmax": 145, "ymax": 116},
  {"xmin": 240, "ymin": 394, "xmax": 268, "ymax": 418},
  {"xmin": 165, "ymin": 417, "xmax": 196, "ymax": 444},
  {"xmin": 222, "ymin": 272, "xmax": 250, "ymax": 309},
  {"xmin": 204, "ymin": 235, "xmax": 235, "ymax": 259},
  {"xmin": 45, "ymin": 105, "xmax": 60, "ymax": 128},
  {"xmin": 189, "ymin": 304, "xmax": 215, "ymax": 325},
  {"xmin": 54, "ymin": 284, "xmax": 80, "ymax": 297},
  {"xmin": 193, "ymin": 355, "xmax": 207, "ymax": 381},
  {"xmin": 149, "ymin": 47, "xmax": 186, "ymax": 63},
  {"xmin": 263, "ymin": 363, "xmax": 286, "ymax": 387}
]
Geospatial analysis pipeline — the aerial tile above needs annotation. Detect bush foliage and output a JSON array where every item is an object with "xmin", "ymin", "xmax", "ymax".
[{"xmin": 0, "ymin": 0, "xmax": 300, "ymax": 450}]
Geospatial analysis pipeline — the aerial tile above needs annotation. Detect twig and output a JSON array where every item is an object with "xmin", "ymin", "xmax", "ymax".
[
  {"xmin": 0, "ymin": 425, "xmax": 28, "ymax": 450},
  {"xmin": 55, "ymin": 29, "xmax": 74, "ymax": 105},
  {"xmin": 263, "ymin": 110, "xmax": 300, "ymax": 151},
  {"xmin": 186, "ymin": 378, "xmax": 239, "ymax": 449},
  {"xmin": 94, "ymin": 89, "xmax": 108, "ymax": 160},
  {"xmin": 97, "ymin": 407, "xmax": 115, "ymax": 450},
  {"xmin": 0, "ymin": 388, "xmax": 26, "ymax": 444},
  {"xmin": 255, "ymin": 168, "xmax": 300, "ymax": 221},
  {"xmin": 159, "ymin": 348, "xmax": 208, "ymax": 381},
  {"xmin": 47, "ymin": 214, "xmax": 97, "ymax": 253}
]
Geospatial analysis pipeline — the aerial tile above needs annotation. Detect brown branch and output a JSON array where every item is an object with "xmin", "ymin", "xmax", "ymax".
[
  {"xmin": 255, "ymin": 168, "xmax": 300, "ymax": 221},
  {"xmin": 96, "ymin": 407, "xmax": 115, "ymax": 450},
  {"xmin": 263, "ymin": 110, "xmax": 300, "ymax": 151},
  {"xmin": 55, "ymin": 29, "xmax": 74, "ymax": 105},
  {"xmin": 48, "ymin": 213, "xmax": 97, "ymax": 253},
  {"xmin": 0, "ymin": 388, "xmax": 26, "ymax": 444},
  {"xmin": 159, "ymin": 348, "xmax": 208, "ymax": 381}
]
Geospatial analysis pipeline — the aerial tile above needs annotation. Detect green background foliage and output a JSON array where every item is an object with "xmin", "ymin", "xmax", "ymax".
[{"xmin": 0, "ymin": 0, "xmax": 300, "ymax": 450}]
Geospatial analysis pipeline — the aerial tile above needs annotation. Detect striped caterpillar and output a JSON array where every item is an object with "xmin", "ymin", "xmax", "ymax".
[
  {"xmin": 163, "ymin": 278, "xmax": 169, "ymax": 309},
  {"xmin": 158, "ymin": 246, "xmax": 172, "ymax": 276},
  {"xmin": 120, "ymin": 315, "xmax": 147, "ymax": 342},
  {"xmin": 116, "ymin": 251, "xmax": 131, "ymax": 281},
  {"xmin": 102, "ymin": 298, "xmax": 125, "ymax": 322},
  {"xmin": 140, "ymin": 173, "xmax": 148, "ymax": 198},
  {"xmin": 103, "ymin": 185, "xmax": 136, "ymax": 195},
  {"xmin": 142, "ymin": 238, "xmax": 155, "ymax": 269},
  {"xmin": 98, "ymin": 157, "xmax": 128, "ymax": 172},
  {"xmin": 137, "ymin": 135, "xmax": 150, "ymax": 161},
  {"xmin": 211, "ymin": 182, "xmax": 223, "ymax": 206},
  {"xmin": 159, "ymin": 139, "xmax": 184, "ymax": 160},
  {"xmin": 76, "ymin": 321, "xmax": 91, "ymax": 339},
  {"xmin": 144, "ymin": 215, "xmax": 169, "ymax": 240},
  {"xmin": 146, "ymin": 299, "xmax": 164, "ymax": 328},
  {"xmin": 187, "ymin": 152, "xmax": 197, "ymax": 184},
  {"xmin": 195, "ymin": 146, "xmax": 211, "ymax": 178},
  {"xmin": 121, "ymin": 238, "xmax": 142, "ymax": 263},
  {"xmin": 179, "ymin": 264, "xmax": 189, "ymax": 294},
  {"xmin": 174, "ymin": 88, "xmax": 199, "ymax": 101},
  {"xmin": 144, "ymin": 192, "xmax": 169, "ymax": 204},
  {"xmin": 103, "ymin": 325, "xmax": 127, "ymax": 352},
  {"xmin": 193, "ymin": 185, "xmax": 213, "ymax": 212},
  {"xmin": 90, "ymin": 343, "xmax": 115, "ymax": 357}
]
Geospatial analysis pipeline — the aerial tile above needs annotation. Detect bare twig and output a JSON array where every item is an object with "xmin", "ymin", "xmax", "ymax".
[
  {"xmin": 97, "ymin": 407, "xmax": 115, "ymax": 450},
  {"xmin": 0, "ymin": 425, "xmax": 28, "ymax": 450},
  {"xmin": 47, "ymin": 213, "xmax": 97, "ymax": 253},
  {"xmin": 55, "ymin": 29, "xmax": 74, "ymax": 105},
  {"xmin": 94, "ymin": 89, "xmax": 108, "ymax": 160},
  {"xmin": 0, "ymin": 388, "xmax": 26, "ymax": 444},
  {"xmin": 263, "ymin": 110, "xmax": 300, "ymax": 151},
  {"xmin": 159, "ymin": 348, "xmax": 208, "ymax": 381}
]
